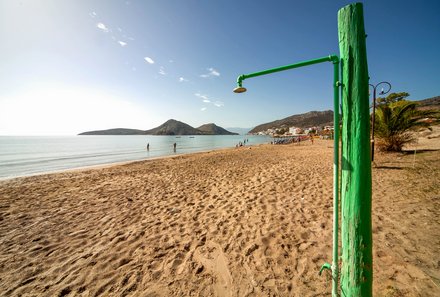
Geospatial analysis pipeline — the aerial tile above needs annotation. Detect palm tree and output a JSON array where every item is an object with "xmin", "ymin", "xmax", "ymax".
[{"xmin": 374, "ymin": 100, "xmax": 439, "ymax": 152}]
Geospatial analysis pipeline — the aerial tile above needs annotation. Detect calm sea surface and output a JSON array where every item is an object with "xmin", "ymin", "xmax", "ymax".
[{"xmin": 0, "ymin": 135, "xmax": 271, "ymax": 180}]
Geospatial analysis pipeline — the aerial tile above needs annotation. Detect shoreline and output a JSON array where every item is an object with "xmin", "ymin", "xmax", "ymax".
[{"xmin": 0, "ymin": 142, "xmax": 265, "ymax": 183}]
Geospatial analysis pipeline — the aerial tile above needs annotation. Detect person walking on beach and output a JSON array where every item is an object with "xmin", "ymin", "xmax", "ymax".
[{"xmin": 310, "ymin": 135, "xmax": 314, "ymax": 144}]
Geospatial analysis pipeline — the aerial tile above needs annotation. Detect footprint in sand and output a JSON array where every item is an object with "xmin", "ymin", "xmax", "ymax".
[{"xmin": 193, "ymin": 241, "xmax": 233, "ymax": 297}]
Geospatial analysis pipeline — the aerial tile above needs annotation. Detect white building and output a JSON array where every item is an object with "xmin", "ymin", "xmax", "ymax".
[{"xmin": 289, "ymin": 127, "xmax": 303, "ymax": 135}]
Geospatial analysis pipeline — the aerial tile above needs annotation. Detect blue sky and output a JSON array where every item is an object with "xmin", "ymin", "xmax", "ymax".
[{"xmin": 0, "ymin": 0, "xmax": 439, "ymax": 135}]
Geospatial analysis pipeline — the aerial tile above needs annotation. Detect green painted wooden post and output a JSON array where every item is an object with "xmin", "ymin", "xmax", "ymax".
[{"xmin": 338, "ymin": 3, "xmax": 372, "ymax": 296}]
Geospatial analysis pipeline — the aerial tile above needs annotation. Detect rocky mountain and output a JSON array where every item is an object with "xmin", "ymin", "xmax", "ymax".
[
  {"xmin": 249, "ymin": 110, "xmax": 334, "ymax": 134},
  {"xmin": 197, "ymin": 123, "xmax": 238, "ymax": 135},
  {"xmin": 79, "ymin": 128, "xmax": 145, "ymax": 135},
  {"xmin": 79, "ymin": 119, "xmax": 237, "ymax": 136},
  {"xmin": 144, "ymin": 119, "xmax": 203, "ymax": 135}
]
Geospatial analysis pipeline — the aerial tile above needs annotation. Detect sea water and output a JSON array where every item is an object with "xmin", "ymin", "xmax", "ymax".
[{"xmin": 0, "ymin": 135, "xmax": 271, "ymax": 180}]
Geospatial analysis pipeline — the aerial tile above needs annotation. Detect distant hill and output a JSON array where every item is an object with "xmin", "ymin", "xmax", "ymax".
[
  {"xmin": 249, "ymin": 110, "xmax": 334, "ymax": 134},
  {"xmin": 144, "ymin": 119, "xmax": 203, "ymax": 135},
  {"xmin": 415, "ymin": 96, "xmax": 440, "ymax": 110},
  {"xmin": 79, "ymin": 119, "xmax": 237, "ymax": 136},
  {"xmin": 79, "ymin": 128, "xmax": 145, "ymax": 135},
  {"xmin": 247, "ymin": 96, "xmax": 439, "ymax": 134},
  {"xmin": 197, "ymin": 123, "xmax": 238, "ymax": 135}
]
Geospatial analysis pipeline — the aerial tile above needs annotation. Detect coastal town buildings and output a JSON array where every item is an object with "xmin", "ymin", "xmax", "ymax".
[{"xmin": 253, "ymin": 125, "xmax": 333, "ymax": 137}]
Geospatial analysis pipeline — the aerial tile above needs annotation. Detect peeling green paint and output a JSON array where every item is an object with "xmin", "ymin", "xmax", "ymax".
[{"xmin": 338, "ymin": 3, "xmax": 372, "ymax": 296}]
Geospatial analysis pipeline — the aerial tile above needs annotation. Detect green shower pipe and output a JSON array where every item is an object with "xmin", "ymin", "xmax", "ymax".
[{"xmin": 234, "ymin": 55, "xmax": 341, "ymax": 296}]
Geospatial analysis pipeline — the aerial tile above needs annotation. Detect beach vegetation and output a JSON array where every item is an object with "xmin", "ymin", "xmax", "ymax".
[
  {"xmin": 374, "ymin": 98, "xmax": 439, "ymax": 152},
  {"xmin": 376, "ymin": 92, "xmax": 410, "ymax": 105}
]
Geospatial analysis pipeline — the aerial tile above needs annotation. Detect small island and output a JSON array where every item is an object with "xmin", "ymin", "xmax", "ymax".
[{"xmin": 79, "ymin": 119, "xmax": 238, "ymax": 136}]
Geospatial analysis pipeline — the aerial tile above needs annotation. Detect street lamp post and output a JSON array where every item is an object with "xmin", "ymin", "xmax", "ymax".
[{"xmin": 369, "ymin": 81, "xmax": 391, "ymax": 161}]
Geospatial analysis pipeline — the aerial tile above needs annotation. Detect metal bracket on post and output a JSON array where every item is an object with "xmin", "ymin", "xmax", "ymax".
[{"xmin": 319, "ymin": 262, "xmax": 332, "ymax": 276}]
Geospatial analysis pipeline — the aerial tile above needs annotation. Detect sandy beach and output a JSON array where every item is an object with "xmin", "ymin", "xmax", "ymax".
[{"xmin": 0, "ymin": 129, "xmax": 439, "ymax": 296}]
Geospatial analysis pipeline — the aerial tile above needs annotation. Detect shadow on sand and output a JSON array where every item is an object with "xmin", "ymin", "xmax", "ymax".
[
  {"xmin": 401, "ymin": 148, "xmax": 439, "ymax": 155},
  {"xmin": 374, "ymin": 165, "xmax": 403, "ymax": 170}
]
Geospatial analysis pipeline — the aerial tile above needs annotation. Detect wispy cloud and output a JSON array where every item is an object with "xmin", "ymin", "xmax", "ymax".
[
  {"xmin": 179, "ymin": 77, "xmax": 188, "ymax": 83},
  {"xmin": 195, "ymin": 93, "xmax": 224, "ymax": 108},
  {"xmin": 210, "ymin": 68, "xmax": 220, "ymax": 76},
  {"xmin": 95, "ymin": 20, "xmax": 135, "ymax": 49},
  {"xmin": 89, "ymin": 11, "xmax": 97, "ymax": 18},
  {"xmin": 144, "ymin": 57, "xmax": 155, "ymax": 64},
  {"xmin": 213, "ymin": 101, "xmax": 224, "ymax": 107},
  {"xmin": 159, "ymin": 66, "xmax": 166, "ymax": 75},
  {"xmin": 195, "ymin": 93, "xmax": 209, "ymax": 100},
  {"xmin": 201, "ymin": 107, "xmax": 207, "ymax": 111},
  {"xmin": 200, "ymin": 67, "xmax": 220, "ymax": 78},
  {"xmin": 96, "ymin": 22, "xmax": 109, "ymax": 33}
]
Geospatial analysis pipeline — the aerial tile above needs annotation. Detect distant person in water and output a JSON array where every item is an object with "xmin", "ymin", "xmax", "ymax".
[
  {"xmin": 173, "ymin": 142, "xmax": 177, "ymax": 152},
  {"xmin": 147, "ymin": 143, "xmax": 150, "ymax": 151}
]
